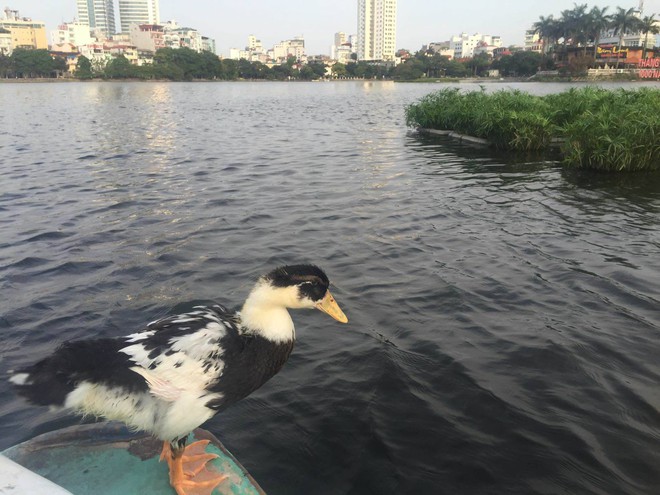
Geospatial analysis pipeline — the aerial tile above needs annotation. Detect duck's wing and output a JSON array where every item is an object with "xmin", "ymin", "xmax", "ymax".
[
  {"xmin": 10, "ymin": 337, "xmax": 149, "ymax": 407},
  {"xmin": 120, "ymin": 304, "xmax": 240, "ymax": 398}
]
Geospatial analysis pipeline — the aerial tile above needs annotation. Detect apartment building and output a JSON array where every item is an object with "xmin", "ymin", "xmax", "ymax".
[
  {"xmin": 357, "ymin": 0, "xmax": 397, "ymax": 61},
  {"xmin": 0, "ymin": 8, "xmax": 47, "ymax": 50},
  {"xmin": 118, "ymin": 0, "xmax": 160, "ymax": 34},
  {"xmin": 76, "ymin": 0, "xmax": 116, "ymax": 36}
]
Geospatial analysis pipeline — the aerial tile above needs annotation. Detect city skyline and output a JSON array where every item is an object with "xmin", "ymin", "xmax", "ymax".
[{"xmin": 12, "ymin": 0, "xmax": 660, "ymax": 57}]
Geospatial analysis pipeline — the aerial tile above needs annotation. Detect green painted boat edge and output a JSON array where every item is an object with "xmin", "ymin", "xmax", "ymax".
[{"xmin": 2, "ymin": 422, "xmax": 266, "ymax": 495}]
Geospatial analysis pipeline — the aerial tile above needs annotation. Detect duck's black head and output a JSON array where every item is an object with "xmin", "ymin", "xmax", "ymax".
[{"xmin": 265, "ymin": 264, "xmax": 330, "ymax": 302}]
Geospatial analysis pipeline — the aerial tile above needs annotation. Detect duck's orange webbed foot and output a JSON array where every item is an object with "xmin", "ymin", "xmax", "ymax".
[{"xmin": 161, "ymin": 440, "xmax": 228, "ymax": 495}]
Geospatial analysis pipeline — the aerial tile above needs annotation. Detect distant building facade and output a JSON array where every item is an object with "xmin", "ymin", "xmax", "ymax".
[
  {"xmin": 524, "ymin": 29, "xmax": 543, "ymax": 53},
  {"xmin": 450, "ymin": 33, "xmax": 501, "ymax": 58},
  {"xmin": 76, "ymin": 0, "xmax": 116, "ymax": 35},
  {"xmin": 129, "ymin": 23, "xmax": 164, "ymax": 52},
  {"xmin": 425, "ymin": 41, "xmax": 454, "ymax": 59},
  {"xmin": 0, "ymin": 27, "xmax": 12, "ymax": 54},
  {"xmin": 357, "ymin": 0, "xmax": 397, "ymax": 61},
  {"xmin": 598, "ymin": 10, "xmax": 658, "ymax": 50},
  {"xmin": 273, "ymin": 37, "xmax": 305, "ymax": 62},
  {"xmin": 118, "ymin": 0, "xmax": 160, "ymax": 34},
  {"xmin": 0, "ymin": 8, "xmax": 47, "ymax": 50},
  {"xmin": 51, "ymin": 21, "xmax": 94, "ymax": 48}
]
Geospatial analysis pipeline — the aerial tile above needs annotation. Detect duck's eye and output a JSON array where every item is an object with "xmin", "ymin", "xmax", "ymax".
[{"xmin": 298, "ymin": 281, "xmax": 325, "ymax": 301}]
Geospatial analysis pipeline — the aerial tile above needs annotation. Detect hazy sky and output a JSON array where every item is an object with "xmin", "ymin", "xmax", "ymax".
[{"xmin": 13, "ymin": 0, "xmax": 660, "ymax": 57}]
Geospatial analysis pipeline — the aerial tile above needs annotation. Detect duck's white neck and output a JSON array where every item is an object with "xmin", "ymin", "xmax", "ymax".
[{"xmin": 239, "ymin": 281, "xmax": 297, "ymax": 343}]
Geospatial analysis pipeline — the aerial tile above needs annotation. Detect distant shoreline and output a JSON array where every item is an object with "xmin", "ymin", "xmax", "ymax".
[{"xmin": 1, "ymin": 76, "xmax": 655, "ymax": 84}]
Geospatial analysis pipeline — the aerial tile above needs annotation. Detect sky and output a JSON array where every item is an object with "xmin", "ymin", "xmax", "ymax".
[{"xmin": 12, "ymin": 0, "xmax": 660, "ymax": 57}]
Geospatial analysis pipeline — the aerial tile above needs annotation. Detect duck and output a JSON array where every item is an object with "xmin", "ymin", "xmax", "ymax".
[{"xmin": 9, "ymin": 264, "xmax": 348, "ymax": 495}]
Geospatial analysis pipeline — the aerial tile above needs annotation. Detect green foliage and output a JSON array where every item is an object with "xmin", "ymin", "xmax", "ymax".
[
  {"xmin": 492, "ymin": 51, "xmax": 545, "ymax": 77},
  {"xmin": 75, "ymin": 55, "xmax": 94, "ymax": 79},
  {"xmin": 70, "ymin": 48, "xmax": 235, "ymax": 81},
  {"xmin": 560, "ymin": 88, "xmax": 660, "ymax": 172},
  {"xmin": 8, "ymin": 48, "xmax": 63, "ymax": 78},
  {"xmin": 0, "ymin": 53, "xmax": 10, "ymax": 77},
  {"xmin": 392, "ymin": 52, "xmax": 470, "ymax": 80},
  {"xmin": 104, "ymin": 55, "xmax": 138, "ymax": 79},
  {"xmin": 331, "ymin": 62, "xmax": 348, "ymax": 78},
  {"xmin": 405, "ymin": 87, "xmax": 660, "ymax": 172},
  {"xmin": 153, "ymin": 47, "xmax": 221, "ymax": 80},
  {"xmin": 344, "ymin": 61, "xmax": 391, "ymax": 79}
]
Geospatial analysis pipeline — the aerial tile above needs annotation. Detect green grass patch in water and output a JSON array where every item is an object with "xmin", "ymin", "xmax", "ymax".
[{"xmin": 405, "ymin": 87, "xmax": 660, "ymax": 172}]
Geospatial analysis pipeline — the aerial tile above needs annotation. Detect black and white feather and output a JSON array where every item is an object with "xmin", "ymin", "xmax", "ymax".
[{"xmin": 9, "ymin": 264, "xmax": 342, "ymax": 444}]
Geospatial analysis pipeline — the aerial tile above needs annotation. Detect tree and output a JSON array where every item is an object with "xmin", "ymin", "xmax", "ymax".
[
  {"xmin": 560, "ymin": 3, "xmax": 589, "ymax": 50},
  {"xmin": 298, "ymin": 65, "xmax": 317, "ymax": 80},
  {"xmin": 492, "ymin": 51, "xmax": 543, "ymax": 77},
  {"xmin": 104, "ymin": 55, "xmax": 135, "ymax": 79},
  {"xmin": 0, "ymin": 53, "xmax": 11, "ymax": 77},
  {"xmin": 587, "ymin": 6, "xmax": 610, "ymax": 62},
  {"xmin": 75, "ymin": 55, "xmax": 94, "ymax": 79},
  {"xmin": 331, "ymin": 62, "xmax": 348, "ymax": 78},
  {"xmin": 52, "ymin": 55, "xmax": 67, "ymax": 77},
  {"xmin": 610, "ymin": 7, "xmax": 642, "ymax": 69},
  {"xmin": 221, "ymin": 59, "xmax": 238, "ymax": 80},
  {"xmin": 236, "ymin": 58, "xmax": 271, "ymax": 79},
  {"xmin": 391, "ymin": 59, "xmax": 424, "ymax": 80},
  {"xmin": 11, "ymin": 48, "xmax": 58, "ymax": 78},
  {"xmin": 443, "ymin": 59, "xmax": 469, "ymax": 78},
  {"xmin": 639, "ymin": 15, "xmax": 659, "ymax": 59},
  {"xmin": 199, "ymin": 50, "xmax": 223, "ymax": 79},
  {"xmin": 533, "ymin": 15, "xmax": 557, "ymax": 54},
  {"xmin": 466, "ymin": 53, "xmax": 491, "ymax": 76},
  {"xmin": 307, "ymin": 61, "xmax": 327, "ymax": 79}
]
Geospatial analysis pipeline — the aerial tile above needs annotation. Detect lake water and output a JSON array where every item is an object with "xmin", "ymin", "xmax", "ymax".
[{"xmin": 1, "ymin": 80, "xmax": 659, "ymax": 495}]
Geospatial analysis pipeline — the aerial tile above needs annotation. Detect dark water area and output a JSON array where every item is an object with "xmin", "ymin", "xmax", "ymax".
[{"xmin": 1, "ymin": 80, "xmax": 659, "ymax": 495}]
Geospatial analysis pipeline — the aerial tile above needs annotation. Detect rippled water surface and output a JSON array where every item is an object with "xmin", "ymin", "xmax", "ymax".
[{"xmin": 1, "ymin": 81, "xmax": 659, "ymax": 494}]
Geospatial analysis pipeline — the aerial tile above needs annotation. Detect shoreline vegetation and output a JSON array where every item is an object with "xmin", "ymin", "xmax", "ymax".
[{"xmin": 405, "ymin": 87, "xmax": 660, "ymax": 172}]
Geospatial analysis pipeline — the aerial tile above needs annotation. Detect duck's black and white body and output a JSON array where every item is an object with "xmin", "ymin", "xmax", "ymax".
[{"xmin": 10, "ymin": 264, "xmax": 347, "ymax": 495}]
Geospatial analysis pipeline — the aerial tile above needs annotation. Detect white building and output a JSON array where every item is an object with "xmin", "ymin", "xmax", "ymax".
[
  {"xmin": 331, "ymin": 31, "xmax": 354, "ymax": 61},
  {"xmin": 118, "ymin": 0, "xmax": 160, "ymax": 34},
  {"xmin": 50, "ymin": 21, "xmax": 94, "ymax": 48},
  {"xmin": 201, "ymin": 36, "xmax": 215, "ymax": 54},
  {"xmin": 524, "ymin": 29, "xmax": 543, "ymax": 53},
  {"xmin": 599, "ymin": 10, "xmax": 658, "ymax": 50},
  {"xmin": 450, "ymin": 33, "xmax": 501, "ymax": 58},
  {"xmin": 334, "ymin": 44, "xmax": 353, "ymax": 63},
  {"xmin": 230, "ymin": 34, "xmax": 266, "ymax": 60},
  {"xmin": 272, "ymin": 36, "xmax": 305, "ymax": 62},
  {"xmin": 168, "ymin": 27, "xmax": 202, "ymax": 52},
  {"xmin": 357, "ymin": 0, "xmax": 397, "ymax": 61},
  {"xmin": 247, "ymin": 35, "xmax": 263, "ymax": 52},
  {"xmin": 76, "ymin": 0, "xmax": 116, "ymax": 35}
]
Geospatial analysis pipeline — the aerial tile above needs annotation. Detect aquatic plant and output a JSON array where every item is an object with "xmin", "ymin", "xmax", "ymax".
[
  {"xmin": 560, "ymin": 88, "xmax": 660, "ymax": 172},
  {"xmin": 405, "ymin": 86, "xmax": 660, "ymax": 172}
]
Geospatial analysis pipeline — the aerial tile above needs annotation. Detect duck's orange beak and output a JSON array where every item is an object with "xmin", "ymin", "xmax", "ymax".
[{"xmin": 315, "ymin": 291, "xmax": 348, "ymax": 323}]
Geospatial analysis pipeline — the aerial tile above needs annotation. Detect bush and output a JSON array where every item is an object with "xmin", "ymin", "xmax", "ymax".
[{"xmin": 405, "ymin": 86, "xmax": 660, "ymax": 172}]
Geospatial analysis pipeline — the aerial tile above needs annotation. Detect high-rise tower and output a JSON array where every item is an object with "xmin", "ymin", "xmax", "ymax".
[
  {"xmin": 118, "ymin": 0, "xmax": 160, "ymax": 33},
  {"xmin": 357, "ymin": 0, "xmax": 397, "ymax": 61},
  {"xmin": 76, "ymin": 0, "xmax": 116, "ymax": 35}
]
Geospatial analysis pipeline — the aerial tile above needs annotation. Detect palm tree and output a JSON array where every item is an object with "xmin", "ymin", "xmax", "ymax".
[
  {"xmin": 639, "ymin": 15, "xmax": 659, "ymax": 59},
  {"xmin": 587, "ymin": 6, "xmax": 610, "ymax": 62},
  {"xmin": 533, "ymin": 15, "xmax": 557, "ymax": 55},
  {"xmin": 610, "ymin": 7, "xmax": 642, "ymax": 69},
  {"xmin": 560, "ymin": 3, "xmax": 589, "ymax": 48}
]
